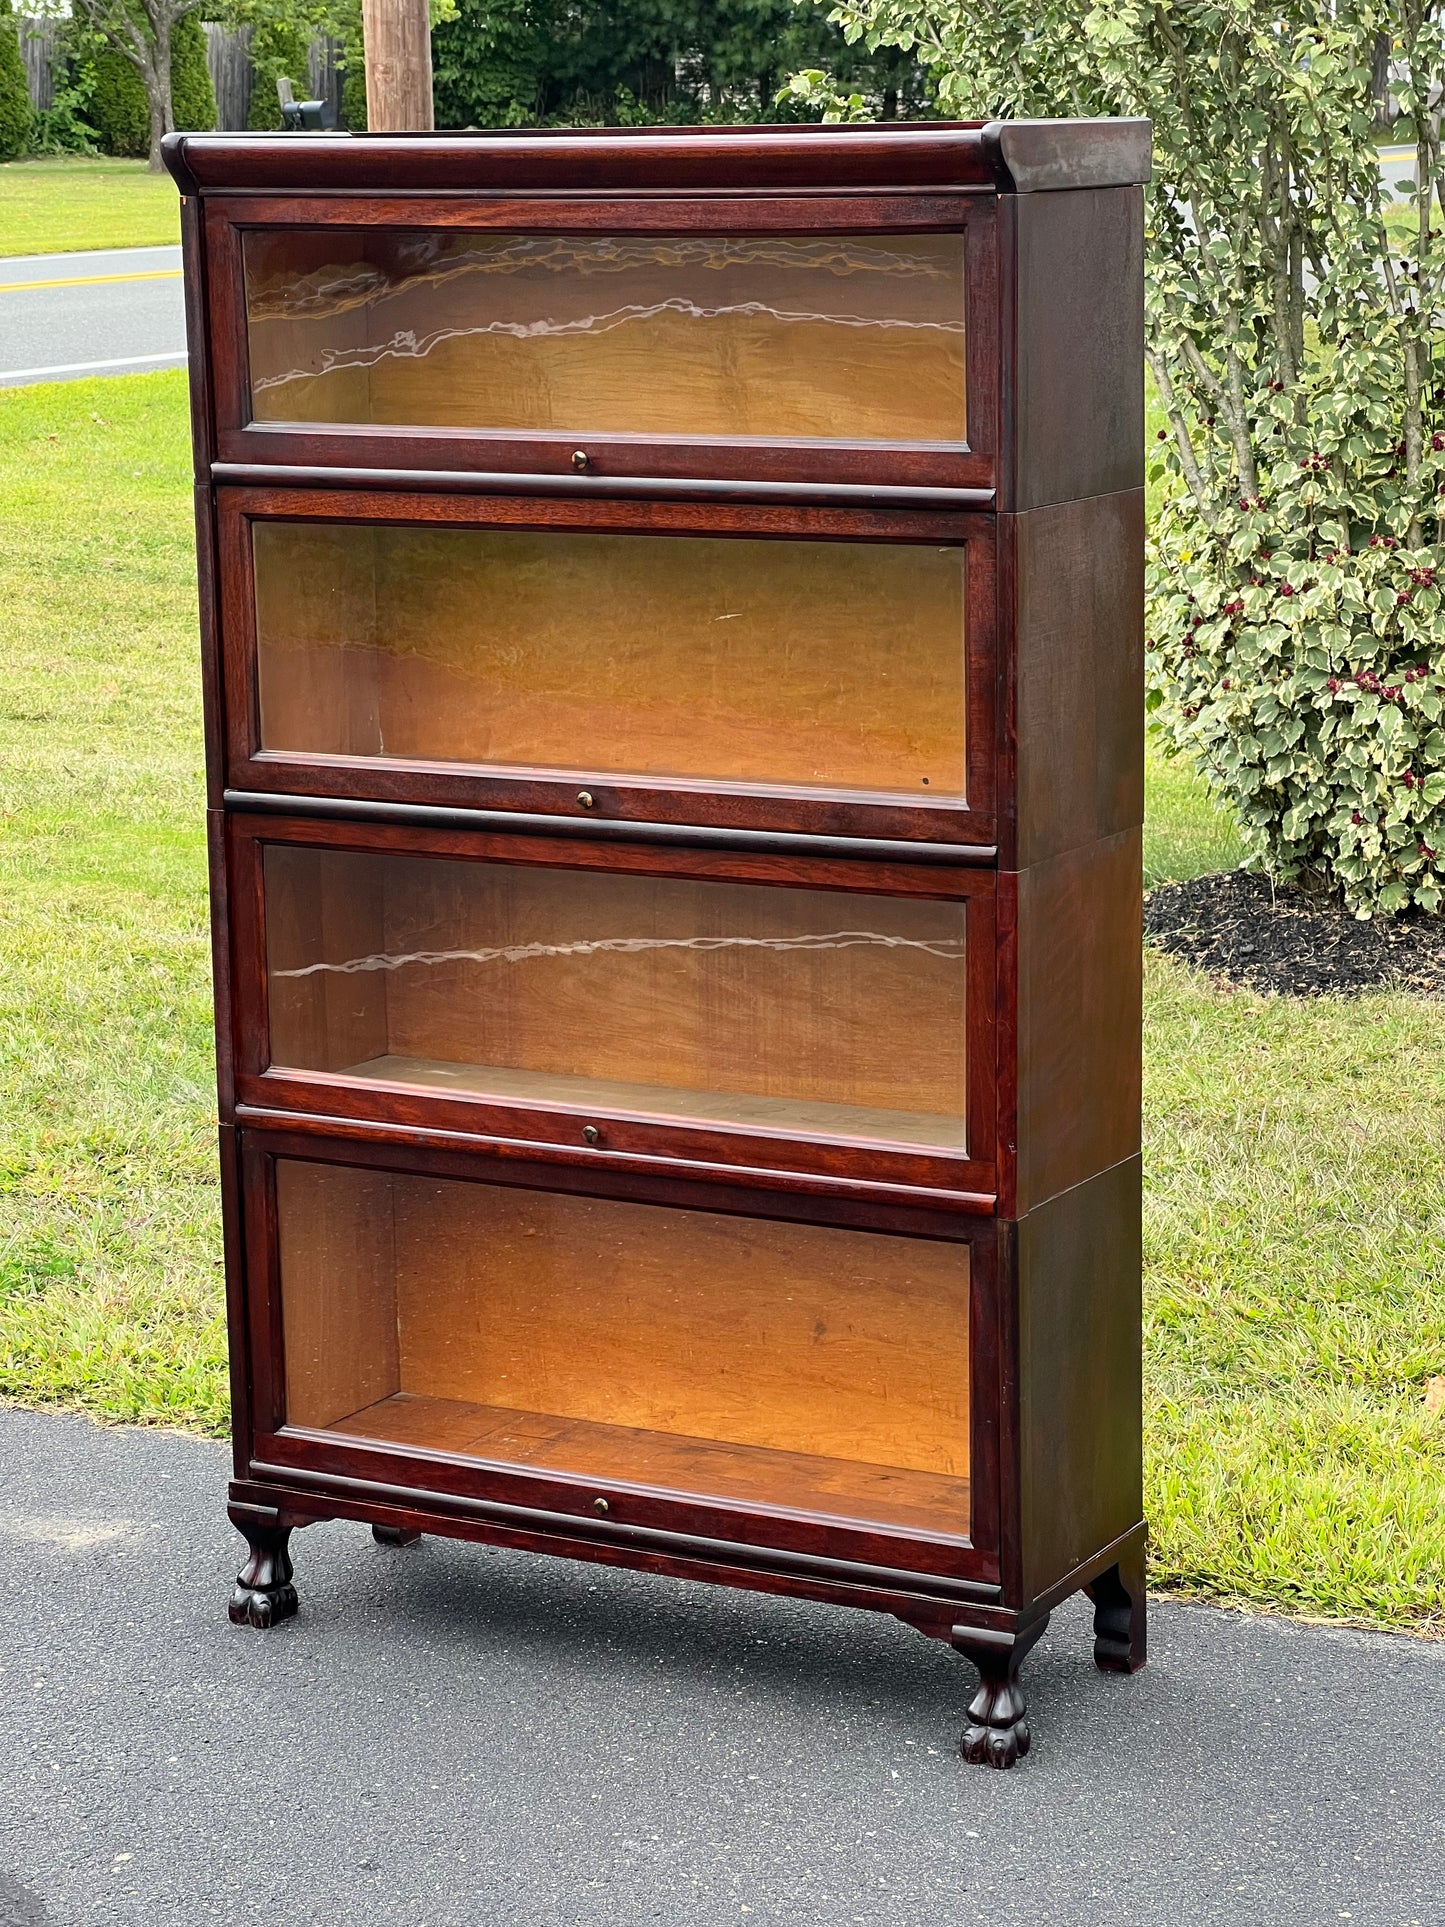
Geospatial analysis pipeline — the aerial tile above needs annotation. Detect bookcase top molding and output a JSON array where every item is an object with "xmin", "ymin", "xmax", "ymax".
[{"xmin": 162, "ymin": 117, "xmax": 1152, "ymax": 200}]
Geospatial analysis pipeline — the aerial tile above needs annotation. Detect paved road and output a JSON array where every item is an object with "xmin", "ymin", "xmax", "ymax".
[
  {"xmin": 1, "ymin": 1405, "xmax": 1441, "ymax": 1926},
  {"xmin": 0, "ymin": 247, "xmax": 186, "ymax": 389}
]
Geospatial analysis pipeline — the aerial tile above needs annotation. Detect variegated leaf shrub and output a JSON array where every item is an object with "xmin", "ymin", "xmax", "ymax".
[{"xmin": 785, "ymin": 0, "xmax": 1445, "ymax": 913}]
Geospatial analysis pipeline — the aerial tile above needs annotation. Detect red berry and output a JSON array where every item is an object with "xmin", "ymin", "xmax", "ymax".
[{"xmin": 1352, "ymin": 810, "xmax": 1363, "ymax": 824}]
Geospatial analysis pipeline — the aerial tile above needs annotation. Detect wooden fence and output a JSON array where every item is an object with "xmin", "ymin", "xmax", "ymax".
[
  {"xmin": 206, "ymin": 23, "xmax": 255, "ymax": 131},
  {"xmin": 18, "ymin": 17, "xmax": 57, "ymax": 113},
  {"xmin": 16, "ymin": 19, "xmax": 346, "ymax": 132}
]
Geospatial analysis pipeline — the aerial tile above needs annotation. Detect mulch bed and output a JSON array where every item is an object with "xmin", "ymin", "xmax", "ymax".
[{"xmin": 1144, "ymin": 869, "xmax": 1445, "ymax": 997}]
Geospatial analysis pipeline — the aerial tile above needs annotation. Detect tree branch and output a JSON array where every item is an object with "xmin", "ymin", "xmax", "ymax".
[{"xmin": 1147, "ymin": 345, "xmax": 1215, "ymax": 523}]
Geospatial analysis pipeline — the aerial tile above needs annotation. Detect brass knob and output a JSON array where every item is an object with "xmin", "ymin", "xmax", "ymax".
[
  {"xmin": 572, "ymin": 450, "xmax": 589, "ymax": 471},
  {"xmin": 593, "ymin": 1496, "xmax": 609, "ymax": 1515},
  {"xmin": 582, "ymin": 1124, "xmax": 601, "ymax": 1146},
  {"xmin": 576, "ymin": 790, "xmax": 594, "ymax": 808}
]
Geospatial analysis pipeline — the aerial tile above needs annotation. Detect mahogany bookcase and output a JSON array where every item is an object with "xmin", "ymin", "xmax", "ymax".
[{"xmin": 165, "ymin": 115, "xmax": 1150, "ymax": 1769}]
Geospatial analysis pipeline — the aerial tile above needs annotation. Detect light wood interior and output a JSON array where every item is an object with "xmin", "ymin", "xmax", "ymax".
[
  {"xmin": 332, "ymin": 1393, "xmax": 970, "ymax": 1535},
  {"xmin": 337, "ymin": 1055, "xmax": 960, "ymax": 1147},
  {"xmin": 278, "ymin": 1160, "xmax": 399, "ymax": 1428},
  {"xmin": 243, "ymin": 229, "xmax": 967, "ymax": 443},
  {"xmin": 264, "ymin": 846, "xmax": 968, "ymax": 1147},
  {"xmin": 252, "ymin": 521, "xmax": 967, "ymax": 796},
  {"xmin": 276, "ymin": 1160, "xmax": 971, "ymax": 1530}
]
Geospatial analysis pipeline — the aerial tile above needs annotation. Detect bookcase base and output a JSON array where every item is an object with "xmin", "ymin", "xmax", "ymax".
[{"xmin": 227, "ymin": 1488, "xmax": 1145, "ymax": 1767}]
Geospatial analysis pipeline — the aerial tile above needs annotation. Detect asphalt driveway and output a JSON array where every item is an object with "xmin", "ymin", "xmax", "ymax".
[{"xmin": 1, "ymin": 1403, "xmax": 1440, "ymax": 1926}]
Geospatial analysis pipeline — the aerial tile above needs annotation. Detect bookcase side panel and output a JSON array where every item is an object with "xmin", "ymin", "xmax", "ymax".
[
  {"xmin": 1014, "ymin": 1155, "xmax": 1143, "ymax": 1602},
  {"xmin": 1005, "ymin": 184, "xmax": 1145, "ymax": 513},
  {"xmin": 1008, "ymin": 490, "xmax": 1146, "ymax": 872},
  {"xmin": 1012, "ymin": 827, "xmax": 1143, "ymax": 1218}
]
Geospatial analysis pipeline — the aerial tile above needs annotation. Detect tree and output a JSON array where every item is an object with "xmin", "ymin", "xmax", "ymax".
[
  {"xmin": 789, "ymin": 1, "xmax": 1445, "ymax": 915},
  {"xmin": 430, "ymin": 0, "xmax": 928, "ymax": 128},
  {"xmin": 58, "ymin": 0, "xmax": 209, "ymax": 168},
  {"xmin": 88, "ymin": 9, "xmax": 213, "ymax": 155},
  {"xmin": 243, "ymin": 9, "xmax": 313, "ymax": 127},
  {"xmin": 0, "ymin": 0, "xmax": 35, "ymax": 160}
]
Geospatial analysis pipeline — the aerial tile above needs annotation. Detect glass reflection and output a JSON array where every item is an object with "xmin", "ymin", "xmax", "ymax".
[
  {"xmin": 244, "ymin": 229, "xmax": 967, "ymax": 442},
  {"xmin": 264, "ymin": 847, "xmax": 969, "ymax": 1149}
]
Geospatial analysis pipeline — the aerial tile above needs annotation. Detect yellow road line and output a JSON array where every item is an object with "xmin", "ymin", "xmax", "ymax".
[{"xmin": 0, "ymin": 268, "xmax": 183, "ymax": 294}]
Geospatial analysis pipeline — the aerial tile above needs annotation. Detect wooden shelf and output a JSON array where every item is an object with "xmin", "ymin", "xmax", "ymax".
[
  {"xmin": 329, "ymin": 1390, "xmax": 972, "ymax": 1536},
  {"xmin": 264, "ymin": 846, "xmax": 970, "ymax": 1146},
  {"xmin": 341, "ymin": 1052, "xmax": 966, "ymax": 1148},
  {"xmin": 252, "ymin": 520, "xmax": 968, "ymax": 798}
]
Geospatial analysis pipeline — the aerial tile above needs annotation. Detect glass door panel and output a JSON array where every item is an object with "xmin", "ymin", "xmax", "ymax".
[
  {"xmin": 277, "ymin": 1159, "xmax": 970, "ymax": 1537},
  {"xmin": 242, "ymin": 229, "xmax": 967, "ymax": 443},
  {"xmin": 252, "ymin": 521, "xmax": 967, "ymax": 798},
  {"xmin": 264, "ymin": 846, "xmax": 968, "ymax": 1150}
]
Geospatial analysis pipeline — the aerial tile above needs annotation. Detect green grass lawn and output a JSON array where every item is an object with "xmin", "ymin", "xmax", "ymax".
[
  {"xmin": 2, "ymin": 374, "xmax": 1442, "ymax": 1633},
  {"xmin": 0, "ymin": 157, "xmax": 181, "ymax": 257}
]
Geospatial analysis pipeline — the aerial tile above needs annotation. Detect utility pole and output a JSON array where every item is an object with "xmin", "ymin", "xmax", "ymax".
[{"xmin": 360, "ymin": 0, "xmax": 435, "ymax": 131}]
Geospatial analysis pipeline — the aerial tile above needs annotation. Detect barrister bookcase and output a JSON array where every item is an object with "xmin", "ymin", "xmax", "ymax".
[{"xmin": 166, "ymin": 115, "xmax": 1150, "ymax": 1768}]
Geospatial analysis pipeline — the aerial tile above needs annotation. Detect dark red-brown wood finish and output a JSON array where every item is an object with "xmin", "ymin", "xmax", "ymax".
[
  {"xmin": 201, "ymin": 193, "xmax": 1002, "ymax": 493},
  {"xmin": 166, "ymin": 116, "xmax": 1150, "ymax": 1768},
  {"xmin": 223, "ymin": 808, "xmax": 1002, "ymax": 1198}
]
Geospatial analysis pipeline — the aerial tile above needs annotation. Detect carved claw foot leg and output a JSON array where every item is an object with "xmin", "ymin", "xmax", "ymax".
[
  {"xmin": 228, "ymin": 1514, "xmax": 297, "ymax": 1629},
  {"xmin": 1085, "ymin": 1543, "xmax": 1147, "ymax": 1674},
  {"xmin": 951, "ymin": 1618, "xmax": 1049, "ymax": 1769},
  {"xmin": 372, "ymin": 1524, "xmax": 422, "ymax": 1547}
]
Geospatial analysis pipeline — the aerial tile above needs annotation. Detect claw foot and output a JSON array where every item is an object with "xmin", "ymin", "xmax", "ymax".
[
  {"xmin": 951, "ymin": 1618, "xmax": 1048, "ymax": 1770},
  {"xmin": 960, "ymin": 1678, "xmax": 1031, "ymax": 1768},
  {"xmin": 228, "ymin": 1514, "xmax": 297, "ymax": 1629}
]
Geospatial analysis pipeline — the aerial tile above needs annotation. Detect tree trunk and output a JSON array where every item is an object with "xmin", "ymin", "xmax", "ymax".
[
  {"xmin": 143, "ymin": 17, "xmax": 173, "ymax": 173},
  {"xmin": 1371, "ymin": 30, "xmax": 1391, "ymax": 133},
  {"xmin": 360, "ymin": 0, "xmax": 434, "ymax": 131}
]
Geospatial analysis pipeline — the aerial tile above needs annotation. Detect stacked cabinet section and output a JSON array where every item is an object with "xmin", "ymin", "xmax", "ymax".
[
  {"xmin": 171, "ymin": 117, "xmax": 1148, "ymax": 1767},
  {"xmin": 231, "ymin": 814, "xmax": 995, "ymax": 1185},
  {"xmin": 219, "ymin": 490, "xmax": 997, "ymax": 838},
  {"xmin": 265, "ymin": 1152, "xmax": 974, "ymax": 1541},
  {"xmin": 239, "ymin": 227, "xmax": 970, "ymax": 443}
]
